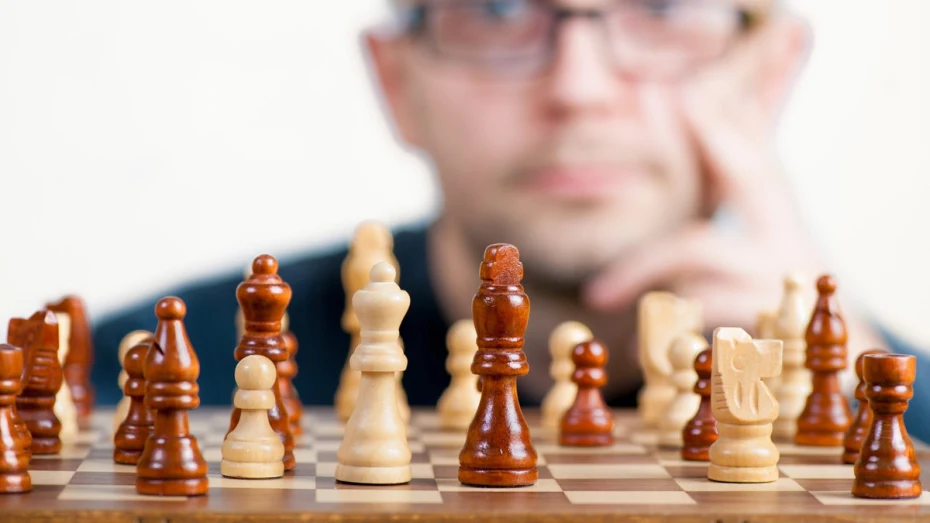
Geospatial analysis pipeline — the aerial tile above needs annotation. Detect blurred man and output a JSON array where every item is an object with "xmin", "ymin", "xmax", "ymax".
[{"xmin": 94, "ymin": 0, "xmax": 896, "ymax": 415}]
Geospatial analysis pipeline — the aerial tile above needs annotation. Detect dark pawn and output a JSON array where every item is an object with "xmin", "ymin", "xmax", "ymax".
[
  {"xmin": 136, "ymin": 297, "xmax": 209, "ymax": 496},
  {"xmin": 459, "ymin": 244, "xmax": 538, "ymax": 487},
  {"xmin": 682, "ymin": 348, "xmax": 717, "ymax": 461},
  {"xmin": 560, "ymin": 340, "xmax": 614, "ymax": 446},
  {"xmin": 852, "ymin": 354, "xmax": 921, "ymax": 499},
  {"xmin": 228, "ymin": 255, "xmax": 296, "ymax": 471},
  {"xmin": 843, "ymin": 349, "xmax": 886, "ymax": 464},
  {"xmin": 114, "ymin": 342, "xmax": 155, "ymax": 465},
  {"xmin": 795, "ymin": 275, "xmax": 852, "ymax": 446},
  {"xmin": 8, "ymin": 311, "xmax": 63, "ymax": 455},
  {"xmin": 0, "ymin": 344, "xmax": 32, "ymax": 494},
  {"xmin": 278, "ymin": 331, "xmax": 302, "ymax": 437}
]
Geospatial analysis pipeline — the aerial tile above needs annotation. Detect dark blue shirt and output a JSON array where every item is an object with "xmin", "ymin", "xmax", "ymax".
[{"xmin": 91, "ymin": 225, "xmax": 930, "ymax": 442}]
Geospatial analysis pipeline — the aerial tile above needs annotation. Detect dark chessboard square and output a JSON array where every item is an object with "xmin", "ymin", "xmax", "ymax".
[
  {"xmin": 440, "ymin": 491, "xmax": 571, "ymax": 510},
  {"xmin": 687, "ymin": 490, "xmax": 818, "ymax": 507},
  {"xmin": 543, "ymin": 453, "xmax": 657, "ymax": 465},
  {"xmin": 27, "ymin": 459, "xmax": 84, "ymax": 472},
  {"xmin": 794, "ymin": 478, "xmax": 855, "ymax": 491},
  {"xmin": 69, "ymin": 471, "xmax": 136, "ymax": 487},
  {"xmin": 317, "ymin": 477, "xmax": 438, "ymax": 491},
  {"xmin": 557, "ymin": 478, "xmax": 682, "ymax": 491}
]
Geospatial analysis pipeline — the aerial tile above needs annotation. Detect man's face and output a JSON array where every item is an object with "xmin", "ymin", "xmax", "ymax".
[{"xmin": 372, "ymin": 0, "xmax": 782, "ymax": 288}]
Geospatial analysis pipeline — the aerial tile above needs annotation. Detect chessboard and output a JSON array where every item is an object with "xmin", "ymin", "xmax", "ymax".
[{"xmin": 2, "ymin": 408, "xmax": 929, "ymax": 523}]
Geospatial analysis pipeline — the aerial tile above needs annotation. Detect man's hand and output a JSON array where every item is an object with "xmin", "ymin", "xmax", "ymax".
[{"xmin": 581, "ymin": 16, "xmax": 819, "ymax": 331}]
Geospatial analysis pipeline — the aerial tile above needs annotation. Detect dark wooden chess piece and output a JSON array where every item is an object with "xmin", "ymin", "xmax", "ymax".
[
  {"xmin": 227, "ymin": 255, "xmax": 296, "ymax": 471},
  {"xmin": 560, "ymin": 340, "xmax": 614, "ymax": 446},
  {"xmin": 682, "ymin": 348, "xmax": 717, "ymax": 461},
  {"xmin": 8, "ymin": 311, "xmax": 63, "ymax": 455},
  {"xmin": 278, "ymin": 331, "xmax": 302, "ymax": 437},
  {"xmin": 136, "ymin": 297, "xmax": 209, "ymax": 496},
  {"xmin": 852, "ymin": 353, "xmax": 921, "ymax": 499},
  {"xmin": 459, "ymin": 244, "xmax": 537, "ymax": 487},
  {"xmin": 0, "ymin": 344, "xmax": 32, "ymax": 494},
  {"xmin": 114, "ymin": 341, "xmax": 155, "ymax": 465},
  {"xmin": 795, "ymin": 275, "xmax": 852, "ymax": 446},
  {"xmin": 843, "ymin": 349, "xmax": 885, "ymax": 464},
  {"xmin": 47, "ymin": 296, "xmax": 95, "ymax": 425}
]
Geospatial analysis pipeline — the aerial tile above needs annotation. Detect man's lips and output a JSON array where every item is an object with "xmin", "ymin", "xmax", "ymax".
[{"xmin": 517, "ymin": 165, "xmax": 647, "ymax": 199}]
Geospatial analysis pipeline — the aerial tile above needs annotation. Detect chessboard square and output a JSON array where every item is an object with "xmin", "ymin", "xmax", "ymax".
[
  {"xmin": 779, "ymin": 464, "xmax": 856, "ymax": 479},
  {"xmin": 776, "ymin": 443, "xmax": 843, "ymax": 456},
  {"xmin": 30, "ymin": 471, "xmax": 75, "ymax": 486},
  {"xmin": 420, "ymin": 431, "xmax": 468, "ymax": 447},
  {"xmin": 309, "ymin": 422, "xmax": 345, "ymax": 437},
  {"xmin": 436, "ymin": 478, "xmax": 561, "ymax": 492},
  {"xmin": 76, "ymin": 459, "xmax": 136, "ymax": 474},
  {"xmin": 207, "ymin": 474, "xmax": 316, "ymax": 489},
  {"xmin": 535, "ymin": 442, "xmax": 647, "ymax": 455},
  {"xmin": 812, "ymin": 491, "xmax": 930, "ymax": 505},
  {"xmin": 27, "ymin": 458, "xmax": 84, "ymax": 472},
  {"xmin": 558, "ymin": 478, "xmax": 681, "ymax": 491},
  {"xmin": 58, "ymin": 485, "xmax": 189, "ymax": 502},
  {"xmin": 293, "ymin": 448, "xmax": 318, "ymax": 463},
  {"xmin": 32, "ymin": 446, "xmax": 91, "ymax": 460},
  {"xmin": 547, "ymin": 464, "xmax": 670, "ymax": 480},
  {"xmin": 315, "ymin": 462, "xmax": 434, "ymax": 479},
  {"xmin": 629, "ymin": 431, "xmax": 659, "ymax": 446},
  {"xmin": 565, "ymin": 490, "xmax": 695, "ymax": 505},
  {"xmin": 69, "ymin": 432, "xmax": 101, "ymax": 445},
  {"xmin": 675, "ymin": 478, "xmax": 804, "ymax": 492},
  {"xmin": 658, "ymin": 457, "xmax": 710, "ymax": 468},
  {"xmin": 70, "ymin": 471, "xmax": 137, "ymax": 486},
  {"xmin": 315, "ymin": 489, "xmax": 442, "ymax": 504},
  {"xmin": 544, "ymin": 453, "xmax": 655, "ymax": 465},
  {"xmin": 312, "ymin": 439, "xmax": 425, "ymax": 453}
]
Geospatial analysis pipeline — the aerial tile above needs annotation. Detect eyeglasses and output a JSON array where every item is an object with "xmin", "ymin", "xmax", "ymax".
[{"xmin": 398, "ymin": 0, "xmax": 765, "ymax": 80}]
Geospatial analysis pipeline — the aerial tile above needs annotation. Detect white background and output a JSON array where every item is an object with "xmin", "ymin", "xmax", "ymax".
[{"xmin": 1, "ymin": 1, "xmax": 928, "ymax": 350}]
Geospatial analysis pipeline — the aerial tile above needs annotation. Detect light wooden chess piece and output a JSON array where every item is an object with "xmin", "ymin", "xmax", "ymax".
[
  {"xmin": 772, "ymin": 274, "xmax": 812, "ymax": 440},
  {"xmin": 51, "ymin": 312, "xmax": 78, "ymax": 442},
  {"xmin": 541, "ymin": 321, "xmax": 593, "ymax": 430},
  {"xmin": 334, "ymin": 221, "xmax": 401, "ymax": 422},
  {"xmin": 437, "ymin": 320, "xmax": 481, "ymax": 430},
  {"xmin": 336, "ymin": 262, "xmax": 411, "ymax": 485},
  {"xmin": 657, "ymin": 332, "xmax": 708, "ymax": 448},
  {"xmin": 637, "ymin": 292, "xmax": 702, "ymax": 428},
  {"xmin": 708, "ymin": 328, "xmax": 783, "ymax": 483},
  {"xmin": 113, "ymin": 330, "xmax": 152, "ymax": 433},
  {"xmin": 221, "ymin": 355, "xmax": 285, "ymax": 479}
]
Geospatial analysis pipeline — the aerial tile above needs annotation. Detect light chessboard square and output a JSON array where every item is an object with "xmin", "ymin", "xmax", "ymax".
[
  {"xmin": 315, "ymin": 489, "xmax": 442, "ymax": 504},
  {"xmin": 565, "ymin": 491, "xmax": 696, "ymax": 505},
  {"xmin": 675, "ymin": 478, "xmax": 805, "ymax": 492},
  {"xmin": 777, "ymin": 443, "xmax": 844, "ymax": 456},
  {"xmin": 779, "ymin": 465, "xmax": 856, "ymax": 480},
  {"xmin": 208, "ymin": 474, "xmax": 316, "ymax": 489},
  {"xmin": 58, "ymin": 485, "xmax": 188, "ymax": 502},
  {"xmin": 76, "ymin": 460, "xmax": 136, "ymax": 474},
  {"xmin": 30, "ymin": 471, "xmax": 75, "ymax": 486},
  {"xmin": 32, "ymin": 447, "xmax": 91, "ymax": 460},
  {"xmin": 547, "ymin": 464, "xmax": 670, "ymax": 480}
]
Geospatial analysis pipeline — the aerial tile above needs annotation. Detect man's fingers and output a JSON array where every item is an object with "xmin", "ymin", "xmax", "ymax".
[{"xmin": 582, "ymin": 225, "xmax": 745, "ymax": 311}]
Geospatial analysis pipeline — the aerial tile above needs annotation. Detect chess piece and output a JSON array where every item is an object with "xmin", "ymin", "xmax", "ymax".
[
  {"xmin": 756, "ymin": 309, "xmax": 781, "ymax": 393},
  {"xmin": 795, "ymin": 275, "xmax": 852, "ymax": 446},
  {"xmin": 237, "ymin": 263, "xmax": 291, "ymax": 341},
  {"xmin": 559, "ymin": 340, "xmax": 614, "ymax": 447},
  {"xmin": 113, "ymin": 342, "xmax": 155, "ymax": 465},
  {"xmin": 114, "ymin": 330, "xmax": 153, "ymax": 433},
  {"xmin": 437, "ymin": 320, "xmax": 481, "ymax": 430},
  {"xmin": 637, "ymin": 292, "xmax": 702, "ymax": 428},
  {"xmin": 843, "ymin": 349, "xmax": 886, "ymax": 464},
  {"xmin": 227, "ymin": 255, "xmax": 296, "ymax": 471},
  {"xmin": 852, "ymin": 353, "xmax": 922, "ymax": 499},
  {"xmin": 772, "ymin": 275, "xmax": 812, "ymax": 440},
  {"xmin": 47, "ymin": 296, "xmax": 95, "ymax": 424},
  {"xmin": 682, "ymin": 348, "xmax": 716, "ymax": 461},
  {"xmin": 8, "ymin": 311, "xmax": 63, "ymax": 455},
  {"xmin": 136, "ymin": 297, "xmax": 209, "ymax": 496},
  {"xmin": 0, "ymin": 344, "xmax": 31, "ymax": 494},
  {"xmin": 52, "ymin": 312, "xmax": 79, "ymax": 442},
  {"xmin": 222, "ymin": 355, "xmax": 285, "ymax": 479},
  {"xmin": 278, "ymin": 331, "xmax": 302, "ymax": 437},
  {"xmin": 459, "ymin": 244, "xmax": 537, "ymax": 487},
  {"xmin": 658, "ymin": 333, "xmax": 708, "ymax": 448},
  {"xmin": 541, "ymin": 321, "xmax": 593, "ymax": 430},
  {"xmin": 708, "ymin": 328, "xmax": 782, "ymax": 483},
  {"xmin": 335, "ymin": 262, "xmax": 411, "ymax": 485},
  {"xmin": 395, "ymin": 340, "xmax": 411, "ymax": 424},
  {"xmin": 335, "ymin": 221, "xmax": 400, "ymax": 422}
]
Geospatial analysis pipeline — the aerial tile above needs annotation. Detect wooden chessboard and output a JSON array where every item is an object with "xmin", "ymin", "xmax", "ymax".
[{"xmin": 2, "ymin": 407, "xmax": 929, "ymax": 523}]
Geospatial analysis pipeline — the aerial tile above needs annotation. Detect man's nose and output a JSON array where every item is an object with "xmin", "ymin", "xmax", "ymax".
[{"xmin": 544, "ymin": 17, "xmax": 634, "ymax": 117}]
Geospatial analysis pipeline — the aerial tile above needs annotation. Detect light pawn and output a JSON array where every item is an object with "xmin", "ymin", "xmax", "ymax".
[
  {"xmin": 772, "ymin": 275, "xmax": 811, "ymax": 440},
  {"xmin": 335, "ymin": 262, "xmax": 411, "ymax": 485},
  {"xmin": 657, "ymin": 333, "xmax": 708, "ymax": 448},
  {"xmin": 52, "ymin": 312, "xmax": 79, "ymax": 442},
  {"xmin": 222, "ymin": 355, "xmax": 285, "ymax": 479},
  {"xmin": 541, "ymin": 321, "xmax": 594, "ymax": 429},
  {"xmin": 437, "ymin": 320, "xmax": 481, "ymax": 430}
]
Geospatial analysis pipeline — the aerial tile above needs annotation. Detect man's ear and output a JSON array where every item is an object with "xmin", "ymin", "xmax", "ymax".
[
  {"xmin": 758, "ymin": 16, "xmax": 813, "ymax": 119},
  {"xmin": 363, "ymin": 32, "xmax": 423, "ymax": 148}
]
